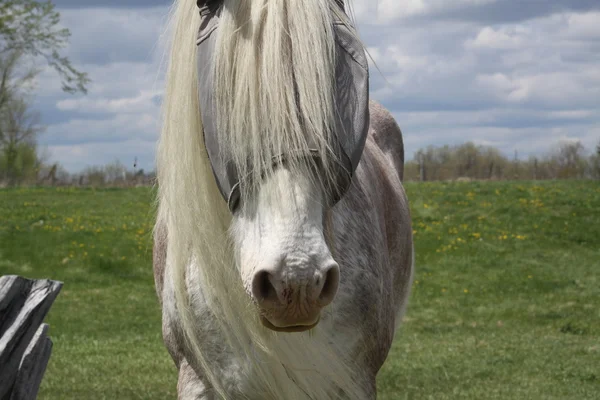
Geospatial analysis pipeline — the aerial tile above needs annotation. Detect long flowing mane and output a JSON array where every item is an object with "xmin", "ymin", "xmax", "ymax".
[{"xmin": 155, "ymin": 0, "xmax": 366, "ymax": 398}]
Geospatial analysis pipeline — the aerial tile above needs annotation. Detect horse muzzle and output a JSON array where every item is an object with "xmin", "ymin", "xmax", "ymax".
[{"xmin": 251, "ymin": 260, "xmax": 340, "ymax": 333}]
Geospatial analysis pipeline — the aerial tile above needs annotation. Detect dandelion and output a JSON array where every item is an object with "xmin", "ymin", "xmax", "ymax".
[{"xmin": 463, "ymin": 289, "xmax": 469, "ymax": 294}]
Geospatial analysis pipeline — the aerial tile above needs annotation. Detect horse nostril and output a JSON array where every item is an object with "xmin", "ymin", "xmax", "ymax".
[
  {"xmin": 317, "ymin": 263, "xmax": 339, "ymax": 306},
  {"xmin": 252, "ymin": 270, "xmax": 278, "ymax": 305}
]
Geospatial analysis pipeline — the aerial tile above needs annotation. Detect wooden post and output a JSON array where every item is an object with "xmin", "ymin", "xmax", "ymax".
[{"xmin": 0, "ymin": 275, "xmax": 63, "ymax": 400}]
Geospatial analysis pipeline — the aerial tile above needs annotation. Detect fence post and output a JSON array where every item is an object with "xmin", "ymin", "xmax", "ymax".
[{"xmin": 0, "ymin": 275, "xmax": 63, "ymax": 400}]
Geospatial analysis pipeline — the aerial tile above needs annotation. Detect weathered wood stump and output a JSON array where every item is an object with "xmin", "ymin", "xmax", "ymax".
[{"xmin": 0, "ymin": 275, "xmax": 63, "ymax": 400}]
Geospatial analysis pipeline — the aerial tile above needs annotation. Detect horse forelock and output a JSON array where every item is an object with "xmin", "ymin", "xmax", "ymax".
[{"xmin": 213, "ymin": 0, "xmax": 344, "ymax": 205}]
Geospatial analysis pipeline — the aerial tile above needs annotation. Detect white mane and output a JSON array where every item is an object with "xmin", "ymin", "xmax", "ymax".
[{"xmin": 155, "ymin": 0, "xmax": 366, "ymax": 398}]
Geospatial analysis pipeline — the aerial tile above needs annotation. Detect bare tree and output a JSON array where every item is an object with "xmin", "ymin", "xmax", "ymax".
[
  {"xmin": 548, "ymin": 141, "xmax": 588, "ymax": 179},
  {"xmin": 0, "ymin": 95, "xmax": 44, "ymax": 185},
  {"xmin": 590, "ymin": 140, "xmax": 600, "ymax": 180},
  {"xmin": 104, "ymin": 160, "xmax": 129, "ymax": 183},
  {"xmin": 0, "ymin": 0, "xmax": 89, "ymax": 94},
  {"xmin": 0, "ymin": 51, "xmax": 42, "ymax": 185},
  {"xmin": 0, "ymin": 50, "xmax": 38, "ymax": 112}
]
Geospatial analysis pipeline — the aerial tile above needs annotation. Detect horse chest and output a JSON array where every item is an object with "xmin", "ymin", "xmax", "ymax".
[{"xmin": 164, "ymin": 276, "xmax": 366, "ymax": 399}]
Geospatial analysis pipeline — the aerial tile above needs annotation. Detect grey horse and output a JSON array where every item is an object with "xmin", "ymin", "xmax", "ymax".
[{"xmin": 153, "ymin": 0, "xmax": 414, "ymax": 398}]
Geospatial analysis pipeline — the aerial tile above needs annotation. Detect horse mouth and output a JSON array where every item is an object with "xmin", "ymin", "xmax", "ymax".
[{"xmin": 260, "ymin": 315, "xmax": 320, "ymax": 333}]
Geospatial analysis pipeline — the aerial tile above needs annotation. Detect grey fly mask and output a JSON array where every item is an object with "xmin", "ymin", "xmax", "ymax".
[{"xmin": 195, "ymin": 1, "xmax": 369, "ymax": 212}]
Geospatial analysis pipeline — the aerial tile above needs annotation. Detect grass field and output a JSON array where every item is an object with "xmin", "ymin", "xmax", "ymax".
[{"xmin": 1, "ymin": 181, "xmax": 599, "ymax": 399}]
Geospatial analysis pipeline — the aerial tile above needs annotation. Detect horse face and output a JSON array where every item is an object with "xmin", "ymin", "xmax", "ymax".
[{"xmin": 230, "ymin": 167, "xmax": 340, "ymax": 333}]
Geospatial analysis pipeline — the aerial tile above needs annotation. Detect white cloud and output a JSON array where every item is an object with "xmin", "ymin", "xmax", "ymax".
[
  {"xmin": 46, "ymin": 139, "xmax": 157, "ymax": 173},
  {"xmin": 56, "ymin": 89, "xmax": 161, "ymax": 114},
  {"xmin": 563, "ymin": 12, "xmax": 600, "ymax": 39},
  {"xmin": 40, "ymin": 112, "xmax": 159, "ymax": 146},
  {"xmin": 466, "ymin": 26, "xmax": 529, "ymax": 50},
  {"xmin": 352, "ymin": 0, "xmax": 497, "ymax": 24}
]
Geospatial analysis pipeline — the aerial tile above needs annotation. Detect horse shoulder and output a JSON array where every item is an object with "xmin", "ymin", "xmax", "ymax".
[{"xmin": 360, "ymin": 102, "xmax": 414, "ymax": 372}]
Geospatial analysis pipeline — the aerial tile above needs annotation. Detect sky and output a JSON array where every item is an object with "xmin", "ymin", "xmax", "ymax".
[{"xmin": 34, "ymin": 0, "xmax": 600, "ymax": 173}]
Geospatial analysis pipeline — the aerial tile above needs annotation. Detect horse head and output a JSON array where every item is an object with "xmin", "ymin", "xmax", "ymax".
[{"xmin": 192, "ymin": 0, "xmax": 368, "ymax": 332}]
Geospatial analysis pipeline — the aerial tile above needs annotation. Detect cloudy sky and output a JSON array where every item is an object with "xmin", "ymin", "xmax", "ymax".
[{"xmin": 35, "ymin": 0, "xmax": 600, "ymax": 173}]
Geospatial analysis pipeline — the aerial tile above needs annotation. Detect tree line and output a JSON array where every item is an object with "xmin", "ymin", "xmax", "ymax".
[
  {"xmin": 5, "ymin": 138, "xmax": 599, "ymax": 188},
  {"xmin": 35, "ymin": 159, "xmax": 155, "ymax": 187},
  {"xmin": 405, "ymin": 140, "xmax": 600, "ymax": 182}
]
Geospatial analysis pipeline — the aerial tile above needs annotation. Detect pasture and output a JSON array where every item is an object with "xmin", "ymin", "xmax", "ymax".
[{"xmin": 0, "ymin": 180, "xmax": 598, "ymax": 399}]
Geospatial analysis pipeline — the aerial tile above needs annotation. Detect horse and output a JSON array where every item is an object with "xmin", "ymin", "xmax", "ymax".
[{"xmin": 153, "ymin": 0, "xmax": 414, "ymax": 398}]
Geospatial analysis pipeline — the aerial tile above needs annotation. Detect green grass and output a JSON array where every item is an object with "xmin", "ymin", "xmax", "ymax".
[{"xmin": 1, "ymin": 181, "xmax": 598, "ymax": 399}]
